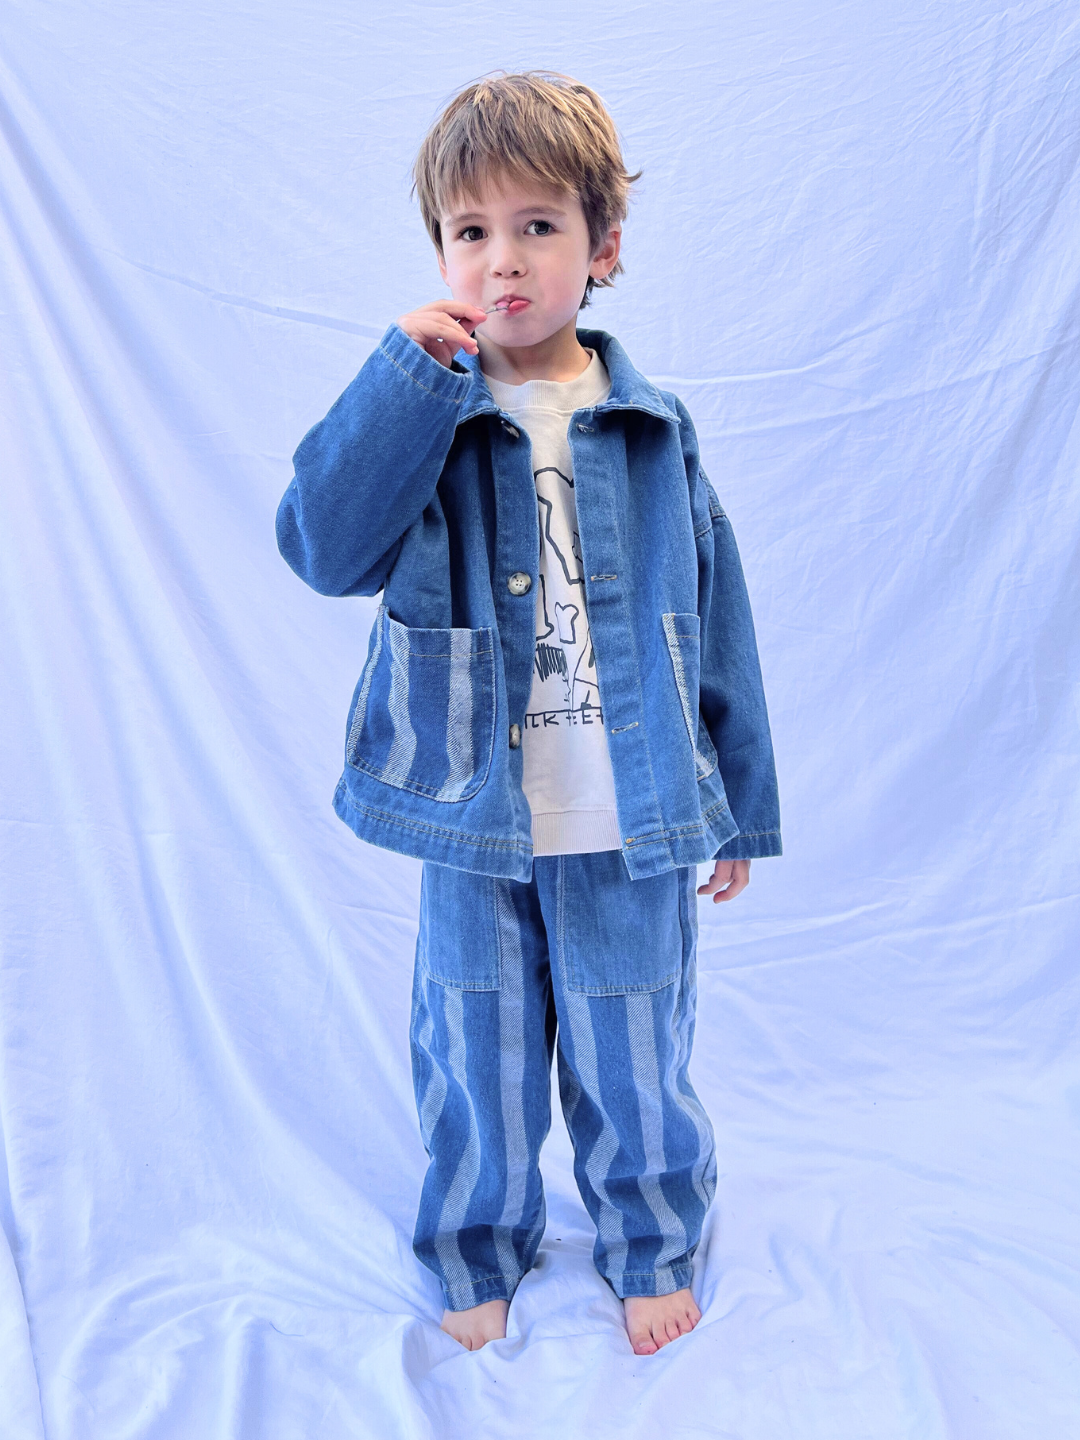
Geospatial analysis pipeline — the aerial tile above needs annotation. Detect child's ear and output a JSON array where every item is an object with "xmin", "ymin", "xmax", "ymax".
[
  {"xmin": 590, "ymin": 226, "xmax": 622, "ymax": 281},
  {"xmin": 436, "ymin": 247, "xmax": 449, "ymax": 286}
]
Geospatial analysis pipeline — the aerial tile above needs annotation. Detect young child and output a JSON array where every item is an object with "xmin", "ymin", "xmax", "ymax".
[{"xmin": 276, "ymin": 70, "xmax": 781, "ymax": 1356}]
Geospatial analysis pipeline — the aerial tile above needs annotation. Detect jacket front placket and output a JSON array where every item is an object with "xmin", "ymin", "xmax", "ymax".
[
  {"xmin": 566, "ymin": 410, "xmax": 673, "ymax": 876},
  {"xmin": 455, "ymin": 392, "xmax": 542, "ymax": 817}
]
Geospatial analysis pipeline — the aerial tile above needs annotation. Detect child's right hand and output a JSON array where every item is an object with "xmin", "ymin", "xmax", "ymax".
[
  {"xmin": 396, "ymin": 301, "xmax": 488, "ymax": 368},
  {"xmin": 697, "ymin": 859, "xmax": 751, "ymax": 904}
]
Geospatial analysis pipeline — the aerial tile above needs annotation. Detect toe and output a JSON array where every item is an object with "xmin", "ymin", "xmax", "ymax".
[{"xmin": 630, "ymin": 1328, "xmax": 658, "ymax": 1355}]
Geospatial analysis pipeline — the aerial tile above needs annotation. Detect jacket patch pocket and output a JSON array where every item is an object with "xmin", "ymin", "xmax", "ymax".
[
  {"xmin": 346, "ymin": 604, "xmax": 497, "ymax": 802},
  {"xmin": 661, "ymin": 613, "xmax": 717, "ymax": 781}
]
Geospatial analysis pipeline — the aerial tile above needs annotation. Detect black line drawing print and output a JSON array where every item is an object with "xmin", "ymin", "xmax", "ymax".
[
  {"xmin": 535, "ymin": 571, "xmax": 554, "ymax": 641},
  {"xmin": 531, "ymin": 465, "xmax": 597, "ymax": 711},
  {"xmin": 536, "ymin": 474, "xmax": 584, "ymax": 589},
  {"xmin": 554, "ymin": 601, "xmax": 579, "ymax": 644},
  {"xmin": 536, "ymin": 464, "xmax": 574, "ymax": 490},
  {"xmin": 523, "ymin": 699, "xmax": 604, "ymax": 729},
  {"xmin": 534, "ymin": 643, "xmax": 568, "ymax": 685},
  {"xmin": 571, "ymin": 640, "xmax": 601, "ymax": 710}
]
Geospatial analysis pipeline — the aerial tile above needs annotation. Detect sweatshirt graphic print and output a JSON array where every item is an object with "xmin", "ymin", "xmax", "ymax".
[{"xmin": 484, "ymin": 349, "xmax": 621, "ymax": 855}]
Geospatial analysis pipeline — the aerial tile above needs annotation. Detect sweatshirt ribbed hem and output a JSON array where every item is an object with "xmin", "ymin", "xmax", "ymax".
[{"xmin": 531, "ymin": 809, "xmax": 622, "ymax": 856}]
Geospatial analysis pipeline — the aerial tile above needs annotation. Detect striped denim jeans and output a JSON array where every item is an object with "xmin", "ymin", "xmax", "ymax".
[{"xmin": 409, "ymin": 849, "xmax": 718, "ymax": 1311}]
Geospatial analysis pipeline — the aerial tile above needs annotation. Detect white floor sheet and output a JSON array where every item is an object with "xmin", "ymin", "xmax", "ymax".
[{"xmin": 2, "ymin": 3, "xmax": 1079, "ymax": 1436}]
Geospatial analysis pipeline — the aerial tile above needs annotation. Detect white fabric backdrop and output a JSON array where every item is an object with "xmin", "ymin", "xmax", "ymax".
[{"xmin": 2, "ymin": 3, "xmax": 1078, "ymax": 1436}]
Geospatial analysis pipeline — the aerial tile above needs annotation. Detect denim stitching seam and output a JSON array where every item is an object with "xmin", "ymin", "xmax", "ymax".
[
  {"xmin": 340, "ymin": 794, "xmax": 530, "ymax": 851},
  {"xmin": 378, "ymin": 344, "xmax": 467, "ymax": 402}
]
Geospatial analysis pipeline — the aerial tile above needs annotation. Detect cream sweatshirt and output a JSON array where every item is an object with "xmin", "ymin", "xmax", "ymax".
[{"xmin": 484, "ymin": 348, "xmax": 622, "ymax": 855}]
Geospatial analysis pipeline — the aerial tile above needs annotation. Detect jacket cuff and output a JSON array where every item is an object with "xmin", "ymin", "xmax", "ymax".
[
  {"xmin": 712, "ymin": 830, "xmax": 783, "ymax": 861},
  {"xmin": 375, "ymin": 321, "xmax": 476, "ymax": 407}
]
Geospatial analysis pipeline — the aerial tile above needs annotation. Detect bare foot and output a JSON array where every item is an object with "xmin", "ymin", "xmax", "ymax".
[
  {"xmin": 440, "ymin": 1298, "xmax": 509, "ymax": 1351},
  {"xmin": 623, "ymin": 1288, "xmax": 701, "ymax": 1355}
]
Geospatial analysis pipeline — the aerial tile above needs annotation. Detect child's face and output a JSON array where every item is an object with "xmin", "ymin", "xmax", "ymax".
[{"xmin": 437, "ymin": 175, "xmax": 620, "ymax": 348}]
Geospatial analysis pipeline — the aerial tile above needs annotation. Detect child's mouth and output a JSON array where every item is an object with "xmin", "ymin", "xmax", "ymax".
[{"xmin": 485, "ymin": 299, "xmax": 531, "ymax": 315}]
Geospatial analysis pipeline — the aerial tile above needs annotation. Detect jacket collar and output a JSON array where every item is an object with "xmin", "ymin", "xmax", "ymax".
[{"xmin": 453, "ymin": 326, "xmax": 681, "ymax": 426}]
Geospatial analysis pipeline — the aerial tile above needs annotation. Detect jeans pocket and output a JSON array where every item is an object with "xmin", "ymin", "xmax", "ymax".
[
  {"xmin": 416, "ymin": 863, "xmax": 501, "ymax": 991},
  {"xmin": 661, "ymin": 612, "xmax": 717, "ymax": 781},
  {"xmin": 346, "ymin": 604, "xmax": 497, "ymax": 802},
  {"xmin": 556, "ymin": 853, "xmax": 681, "ymax": 996}
]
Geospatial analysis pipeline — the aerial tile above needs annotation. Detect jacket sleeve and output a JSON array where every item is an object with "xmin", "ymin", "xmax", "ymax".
[
  {"xmin": 673, "ymin": 395, "xmax": 782, "ymax": 861},
  {"xmin": 275, "ymin": 322, "xmax": 474, "ymax": 597}
]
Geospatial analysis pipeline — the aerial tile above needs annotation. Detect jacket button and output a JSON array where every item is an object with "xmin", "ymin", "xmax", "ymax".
[
  {"xmin": 507, "ymin": 571, "xmax": 531, "ymax": 595},
  {"xmin": 501, "ymin": 421, "xmax": 519, "ymax": 438},
  {"xmin": 508, "ymin": 723, "xmax": 521, "ymax": 748}
]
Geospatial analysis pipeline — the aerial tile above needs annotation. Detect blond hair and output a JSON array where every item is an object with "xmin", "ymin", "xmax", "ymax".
[{"xmin": 411, "ymin": 70, "xmax": 641, "ymax": 308}]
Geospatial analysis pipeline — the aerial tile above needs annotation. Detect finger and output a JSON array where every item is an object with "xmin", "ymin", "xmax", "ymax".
[
  {"xmin": 719, "ymin": 873, "xmax": 747, "ymax": 901},
  {"xmin": 715, "ymin": 866, "xmax": 749, "ymax": 902},
  {"xmin": 419, "ymin": 300, "xmax": 488, "ymax": 326},
  {"xmin": 419, "ymin": 330, "xmax": 475, "ymax": 366},
  {"xmin": 423, "ymin": 316, "xmax": 480, "ymax": 353},
  {"xmin": 452, "ymin": 309, "xmax": 489, "ymax": 335},
  {"xmin": 418, "ymin": 331, "xmax": 453, "ymax": 368},
  {"xmin": 699, "ymin": 861, "xmax": 733, "ymax": 892}
]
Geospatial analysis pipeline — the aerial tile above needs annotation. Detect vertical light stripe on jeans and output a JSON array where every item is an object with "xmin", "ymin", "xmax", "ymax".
[
  {"xmin": 433, "ymin": 987, "xmax": 482, "ymax": 1303},
  {"xmin": 492, "ymin": 880, "xmax": 529, "ymax": 1285},
  {"xmin": 560, "ymin": 990, "xmax": 630, "ymax": 1290},
  {"xmin": 384, "ymin": 622, "xmax": 418, "ymax": 785},
  {"xmin": 440, "ymin": 628, "xmax": 474, "ymax": 801},
  {"xmin": 415, "ymin": 998, "xmax": 448, "ymax": 1152},
  {"xmin": 625, "ymin": 990, "xmax": 688, "ymax": 1289},
  {"xmin": 669, "ymin": 868, "xmax": 715, "ymax": 1211},
  {"xmin": 414, "ymin": 988, "xmax": 469, "ymax": 1300}
]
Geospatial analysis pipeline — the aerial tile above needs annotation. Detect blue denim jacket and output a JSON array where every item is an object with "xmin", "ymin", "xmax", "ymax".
[{"xmin": 276, "ymin": 320, "xmax": 781, "ymax": 882}]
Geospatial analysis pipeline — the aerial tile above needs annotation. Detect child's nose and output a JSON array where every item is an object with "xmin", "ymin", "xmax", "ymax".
[{"xmin": 489, "ymin": 249, "xmax": 526, "ymax": 277}]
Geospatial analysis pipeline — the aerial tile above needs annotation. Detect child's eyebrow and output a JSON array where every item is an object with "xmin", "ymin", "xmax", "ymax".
[{"xmin": 446, "ymin": 206, "xmax": 568, "ymax": 225}]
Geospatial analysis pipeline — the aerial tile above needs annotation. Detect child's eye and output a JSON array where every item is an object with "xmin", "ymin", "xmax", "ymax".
[{"xmin": 455, "ymin": 220, "xmax": 554, "ymax": 241}]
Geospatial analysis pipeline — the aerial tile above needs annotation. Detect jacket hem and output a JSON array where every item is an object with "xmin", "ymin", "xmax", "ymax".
[
  {"xmin": 620, "ymin": 807, "xmax": 740, "ymax": 880},
  {"xmin": 333, "ymin": 777, "xmax": 535, "ymax": 881},
  {"xmin": 711, "ymin": 829, "xmax": 783, "ymax": 861},
  {"xmin": 333, "ymin": 777, "xmax": 754, "ymax": 881}
]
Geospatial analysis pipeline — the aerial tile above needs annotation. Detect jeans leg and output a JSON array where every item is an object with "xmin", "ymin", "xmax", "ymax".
[
  {"xmin": 410, "ymin": 862, "xmax": 557, "ymax": 1310},
  {"xmin": 538, "ymin": 854, "xmax": 717, "ymax": 1300}
]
